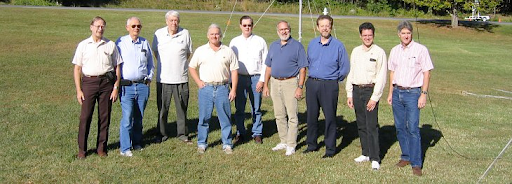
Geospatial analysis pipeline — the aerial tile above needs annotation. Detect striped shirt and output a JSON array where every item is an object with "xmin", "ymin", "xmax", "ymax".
[{"xmin": 388, "ymin": 40, "xmax": 434, "ymax": 88}]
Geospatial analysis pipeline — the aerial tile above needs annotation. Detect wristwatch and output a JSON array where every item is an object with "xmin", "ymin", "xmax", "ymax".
[
  {"xmin": 421, "ymin": 90, "xmax": 428, "ymax": 94},
  {"xmin": 298, "ymin": 85, "xmax": 304, "ymax": 89}
]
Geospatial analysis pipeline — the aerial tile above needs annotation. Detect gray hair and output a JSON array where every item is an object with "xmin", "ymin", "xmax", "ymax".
[
  {"xmin": 397, "ymin": 20, "xmax": 413, "ymax": 33},
  {"xmin": 207, "ymin": 23, "xmax": 222, "ymax": 36},
  {"xmin": 276, "ymin": 20, "xmax": 290, "ymax": 30},
  {"xmin": 165, "ymin": 10, "xmax": 180, "ymax": 20},
  {"xmin": 126, "ymin": 17, "xmax": 141, "ymax": 26}
]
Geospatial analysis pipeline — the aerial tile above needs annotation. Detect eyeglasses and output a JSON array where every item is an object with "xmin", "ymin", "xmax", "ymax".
[
  {"xmin": 131, "ymin": 25, "xmax": 142, "ymax": 29},
  {"xmin": 242, "ymin": 24, "xmax": 252, "ymax": 28}
]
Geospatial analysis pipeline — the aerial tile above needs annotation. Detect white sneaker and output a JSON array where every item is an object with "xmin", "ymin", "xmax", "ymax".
[
  {"xmin": 285, "ymin": 146, "xmax": 295, "ymax": 156},
  {"xmin": 120, "ymin": 150, "xmax": 133, "ymax": 157},
  {"xmin": 371, "ymin": 161, "xmax": 380, "ymax": 170},
  {"xmin": 354, "ymin": 155, "xmax": 370, "ymax": 163},
  {"xmin": 272, "ymin": 143, "xmax": 287, "ymax": 151},
  {"xmin": 197, "ymin": 147, "xmax": 206, "ymax": 154},
  {"xmin": 223, "ymin": 146, "xmax": 233, "ymax": 154}
]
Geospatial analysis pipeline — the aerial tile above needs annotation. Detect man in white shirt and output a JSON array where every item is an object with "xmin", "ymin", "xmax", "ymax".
[
  {"xmin": 153, "ymin": 10, "xmax": 193, "ymax": 144},
  {"xmin": 229, "ymin": 15, "xmax": 268, "ymax": 144},
  {"xmin": 72, "ymin": 16, "xmax": 122, "ymax": 159},
  {"xmin": 189, "ymin": 24, "xmax": 239, "ymax": 154}
]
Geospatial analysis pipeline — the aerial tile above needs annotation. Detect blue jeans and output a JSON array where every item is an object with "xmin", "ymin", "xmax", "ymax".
[
  {"xmin": 235, "ymin": 75, "xmax": 263, "ymax": 137},
  {"xmin": 392, "ymin": 87, "xmax": 422, "ymax": 167},
  {"xmin": 197, "ymin": 84, "xmax": 233, "ymax": 149},
  {"xmin": 119, "ymin": 83, "xmax": 150, "ymax": 153}
]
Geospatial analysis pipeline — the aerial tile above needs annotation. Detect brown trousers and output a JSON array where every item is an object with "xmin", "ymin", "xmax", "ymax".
[{"xmin": 78, "ymin": 77, "xmax": 113, "ymax": 155}]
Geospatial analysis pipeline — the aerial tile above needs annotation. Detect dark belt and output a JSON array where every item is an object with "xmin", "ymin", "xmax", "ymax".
[
  {"xmin": 240, "ymin": 74, "xmax": 260, "ymax": 77},
  {"xmin": 393, "ymin": 84, "xmax": 419, "ymax": 90},
  {"xmin": 309, "ymin": 77, "xmax": 335, "ymax": 81},
  {"xmin": 120, "ymin": 79, "xmax": 147, "ymax": 86},
  {"xmin": 353, "ymin": 83, "xmax": 375, "ymax": 88},
  {"xmin": 274, "ymin": 76, "xmax": 295, "ymax": 80},
  {"xmin": 84, "ymin": 74, "xmax": 106, "ymax": 78},
  {"xmin": 205, "ymin": 81, "xmax": 228, "ymax": 86}
]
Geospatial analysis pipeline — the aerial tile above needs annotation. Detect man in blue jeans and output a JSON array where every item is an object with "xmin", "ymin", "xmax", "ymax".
[
  {"xmin": 189, "ymin": 24, "xmax": 239, "ymax": 154},
  {"xmin": 387, "ymin": 21, "xmax": 434, "ymax": 176},
  {"xmin": 116, "ymin": 17, "xmax": 154, "ymax": 157},
  {"xmin": 229, "ymin": 15, "xmax": 268, "ymax": 144}
]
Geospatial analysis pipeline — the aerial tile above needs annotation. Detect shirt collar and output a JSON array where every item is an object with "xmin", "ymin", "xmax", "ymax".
[
  {"xmin": 317, "ymin": 36, "xmax": 332, "ymax": 46},
  {"xmin": 400, "ymin": 40, "xmax": 416, "ymax": 49},
  {"xmin": 87, "ymin": 36, "xmax": 107, "ymax": 44},
  {"xmin": 167, "ymin": 27, "xmax": 183, "ymax": 37}
]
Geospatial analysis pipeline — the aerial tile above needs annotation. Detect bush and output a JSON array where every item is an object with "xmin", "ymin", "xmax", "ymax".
[{"xmin": 11, "ymin": 0, "xmax": 57, "ymax": 6}]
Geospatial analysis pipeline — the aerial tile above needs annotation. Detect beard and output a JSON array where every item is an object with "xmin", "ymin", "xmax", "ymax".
[{"xmin": 279, "ymin": 34, "xmax": 290, "ymax": 41}]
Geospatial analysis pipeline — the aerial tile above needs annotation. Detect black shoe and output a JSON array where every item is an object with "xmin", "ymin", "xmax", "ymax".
[
  {"xmin": 302, "ymin": 149, "xmax": 317, "ymax": 154},
  {"xmin": 154, "ymin": 136, "xmax": 168, "ymax": 144},
  {"xmin": 322, "ymin": 154, "xmax": 334, "ymax": 158}
]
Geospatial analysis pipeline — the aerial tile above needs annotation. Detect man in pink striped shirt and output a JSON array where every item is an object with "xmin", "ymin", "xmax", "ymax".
[{"xmin": 386, "ymin": 20, "xmax": 434, "ymax": 176}]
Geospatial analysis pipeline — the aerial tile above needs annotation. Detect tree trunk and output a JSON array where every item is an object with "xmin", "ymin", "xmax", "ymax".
[{"xmin": 451, "ymin": 8, "xmax": 458, "ymax": 28}]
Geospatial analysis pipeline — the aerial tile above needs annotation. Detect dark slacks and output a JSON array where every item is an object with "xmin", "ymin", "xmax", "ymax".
[
  {"xmin": 78, "ymin": 77, "xmax": 114, "ymax": 155},
  {"xmin": 352, "ymin": 86, "xmax": 380, "ymax": 162},
  {"xmin": 305, "ymin": 79, "xmax": 339, "ymax": 155},
  {"xmin": 156, "ymin": 82, "xmax": 189, "ymax": 140}
]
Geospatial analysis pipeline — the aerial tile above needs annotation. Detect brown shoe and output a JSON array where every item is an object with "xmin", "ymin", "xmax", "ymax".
[
  {"xmin": 253, "ymin": 136, "xmax": 262, "ymax": 144},
  {"xmin": 97, "ymin": 151, "xmax": 108, "ymax": 157},
  {"xmin": 396, "ymin": 160, "xmax": 410, "ymax": 167},
  {"xmin": 233, "ymin": 134, "xmax": 244, "ymax": 143},
  {"xmin": 77, "ymin": 153, "xmax": 86, "ymax": 159},
  {"xmin": 412, "ymin": 167, "xmax": 422, "ymax": 176}
]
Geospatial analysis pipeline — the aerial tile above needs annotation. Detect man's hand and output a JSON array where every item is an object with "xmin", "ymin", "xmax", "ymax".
[
  {"xmin": 263, "ymin": 86, "xmax": 270, "ymax": 97},
  {"xmin": 229, "ymin": 90, "xmax": 236, "ymax": 102},
  {"xmin": 197, "ymin": 81, "xmax": 206, "ymax": 89},
  {"xmin": 387, "ymin": 93, "xmax": 392, "ymax": 105},
  {"xmin": 347, "ymin": 97, "xmax": 354, "ymax": 109},
  {"xmin": 295, "ymin": 88, "xmax": 303, "ymax": 100},
  {"xmin": 418, "ymin": 94, "xmax": 427, "ymax": 109},
  {"xmin": 76, "ymin": 91, "xmax": 85, "ymax": 105},
  {"xmin": 110, "ymin": 88, "xmax": 119, "ymax": 102},
  {"xmin": 256, "ymin": 81, "xmax": 264, "ymax": 93},
  {"xmin": 367, "ymin": 100, "xmax": 377, "ymax": 111}
]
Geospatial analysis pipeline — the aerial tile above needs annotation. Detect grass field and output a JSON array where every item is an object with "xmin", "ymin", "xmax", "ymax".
[{"xmin": 0, "ymin": 6, "xmax": 511, "ymax": 183}]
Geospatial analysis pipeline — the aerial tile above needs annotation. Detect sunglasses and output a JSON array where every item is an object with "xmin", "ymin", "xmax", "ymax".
[
  {"xmin": 242, "ymin": 24, "xmax": 252, "ymax": 28},
  {"xmin": 131, "ymin": 25, "xmax": 142, "ymax": 28}
]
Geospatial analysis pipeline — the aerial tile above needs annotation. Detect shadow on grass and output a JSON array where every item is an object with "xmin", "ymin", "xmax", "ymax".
[
  {"xmin": 379, "ymin": 124, "xmax": 442, "ymax": 164},
  {"xmin": 60, "ymin": 0, "xmax": 120, "ymax": 7},
  {"xmin": 416, "ymin": 19, "xmax": 500, "ymax": 33}
]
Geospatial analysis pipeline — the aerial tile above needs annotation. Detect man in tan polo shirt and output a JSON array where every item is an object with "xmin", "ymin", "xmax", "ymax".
[
  {"xmin": 189, "ymin": 24, "xmax": 239, "ymax": 154},
  {"xmin": 72, "ymin": 16, "xmax": 122, "ymax": 159}
]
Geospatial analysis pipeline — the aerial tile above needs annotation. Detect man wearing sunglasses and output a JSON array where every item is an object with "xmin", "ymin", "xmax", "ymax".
[
  {"xmin": 229, "ymin": 15, "xmax": 268, "ymax": 144},
  {"xmin": 115, "ymin": 17, "xmax": 154, "ymax": 157},
  {"xmin": 152, "ymin": 10, "xmax": 193, "ymax": 144}
]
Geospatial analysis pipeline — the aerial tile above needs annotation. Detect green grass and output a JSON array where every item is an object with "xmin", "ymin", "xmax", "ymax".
[{"xmin": 1, "ymin": 6, "xmax": 512, "ymax": 183}]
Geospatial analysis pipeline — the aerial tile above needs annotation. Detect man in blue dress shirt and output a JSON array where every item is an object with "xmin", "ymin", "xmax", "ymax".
[
  {"xmin": 115, "ymin": 17, "xmax": 154, "ymax": 157},
  {"xmin": 303, "ymin": 15, "xmax": 349, "ymax": 158}
]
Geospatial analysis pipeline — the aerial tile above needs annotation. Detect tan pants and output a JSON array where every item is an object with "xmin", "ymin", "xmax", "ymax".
[{"xmin": 270, "ymin": 77, "xmax": 299, "ymax": 148}]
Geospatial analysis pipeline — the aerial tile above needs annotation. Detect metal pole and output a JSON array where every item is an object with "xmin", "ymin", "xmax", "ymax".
[
  {"xmin": 299, "ymin": 0, "xmax": 302, "ymax": 42},
  {"xmin": 477, "ymin": 137, "xmax": 512, "ymax": 183}
]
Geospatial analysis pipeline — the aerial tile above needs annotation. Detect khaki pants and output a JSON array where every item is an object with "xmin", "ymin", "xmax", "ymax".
[{"xmin": 270, "ymin": 77, "xmax": 298, "ymax": 148}]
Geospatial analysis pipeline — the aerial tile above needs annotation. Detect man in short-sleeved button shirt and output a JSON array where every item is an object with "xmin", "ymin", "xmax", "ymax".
[
  {"xmin": 387, "ymin": 20, "xmax": 434, "ymax": 176},
  {"xmin": 153, "ymin": 10, "xmax": 193, "ymax": 144},
  {"xmin": 263, "ymin": 20, "xmax": 308, "ymax": 156},
  {"xmin": 189, "ymin": 24, "xmax": 239, "ymax": 154},
  {"xmin": 72, "ymin": 16, "xmax": 122, "ymax": 159}
]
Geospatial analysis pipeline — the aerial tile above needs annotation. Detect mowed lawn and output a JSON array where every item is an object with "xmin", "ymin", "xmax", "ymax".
[{"xmin": 0, "ymin": 6, "xmax": 511, "ymax": 183}]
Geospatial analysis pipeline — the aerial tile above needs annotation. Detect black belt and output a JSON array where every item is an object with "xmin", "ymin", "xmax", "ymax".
[
  {"xmin": 353, "ymin": 83, "xmax": 375, "ymax": 88},
  {"xmin": 393, "ymin": 84, "xmax": 419, "ymax": 90},
  {"xmin": 84, "ymin": 74, "xmax": 106, "ymax": 78},
  {"xmin": 274, "ymin": 76, "xmax": 295, "ymax": 80},
  {"xmin": 120, "ymin": 79, "xmax": 148, "ymax": 86},
  {"xmin": 309, "ymin": 77, "xmax": 335, "ymax": 81},
  {"xmin": 240, "ymin": 74, "xmax": 260, "ymax": 77},
  {"xmin": 205, "ymin": 81, "xmax": 228, "ymax": 86}
]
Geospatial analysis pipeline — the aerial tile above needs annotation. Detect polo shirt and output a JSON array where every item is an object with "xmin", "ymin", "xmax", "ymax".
[
  {"xmin": 72, "ymin": 36, "xmax": 122, "ymax": 76},
  {"xmin": 265, "ymin": 37, "xmax": 308, "ymax": 78},
  {"xmin": 345, "ymin": 44, "xmax": 388, "ymax": 101},
  {"xmin": 388, "ymin": 40, "xmax": 434, "ymax": 88},
  {"xmin": 307, "ymin": 36, "xmax": 349, "ymax": 81},
  {"xmin": 229, "ymin": 34, "xmax": 268, "ymax": 82},
  {"xmin": 153, "ymin": 27, "xmax": 193, "ymax": 84},
  {"xmin": 116, "ymin": 35, "xmax": 154, "ymax": 81},
  {"xmin": 189, "ymin": 43, "xmax": 239, "ymax": 83}
]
